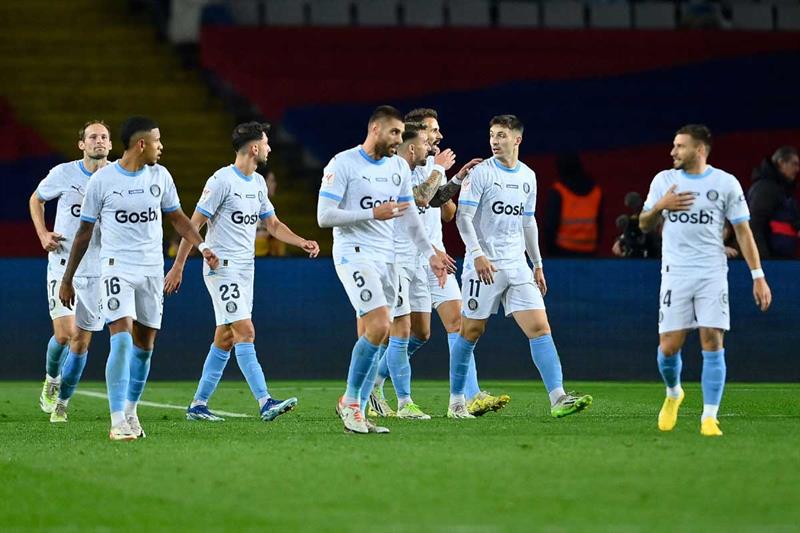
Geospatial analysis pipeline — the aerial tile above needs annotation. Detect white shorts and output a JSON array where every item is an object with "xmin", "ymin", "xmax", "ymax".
[
  {"xmin": 423, "ymin": 264, "xmax": 462, "ymax": 309},
  {"xmin": 46, "ymin": 269, "xmax": 104, "ymax": 331},
  {"xmin": 460, "ymin": 263, "xmax": 544, "ymax": 320},
  {"xmin": 335, "ymin": 261, "xmax": 398, "ymax": 318},
  {"xmin": 203, "ymin": 264, "xmax": 254, "ymax": 326},
  {"xmin": 393, "ymin": 263, "xmax": 432, "ymax": 318},
  {"xmin": 100, "ymin": 271, "xmax": 164, "ymax": 330},
  {"xmin": 658, "ymin": 275, "xmax": 729, "ymax": 334}
]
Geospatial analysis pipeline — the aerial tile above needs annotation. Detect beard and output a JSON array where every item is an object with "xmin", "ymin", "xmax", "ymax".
[{"xmin": 87, "ymin": 151, "xmax": 107, "ymax": 160}]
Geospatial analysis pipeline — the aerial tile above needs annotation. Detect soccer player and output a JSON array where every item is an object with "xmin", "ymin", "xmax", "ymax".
[
  {"xmin": 370, "ymin": 108, "xmax": 509, "ymax": 418},
  {"xmin": 639, "ymin": 124, "xmax": 772, "ymax": 437},
  {"xmin": 450, "ymin": 114, "xmax": 592, "ymax": 419},
  {"xmin": 164, "ymin": 122, "xmax": 319, "ymax": 422},
  {"xmin": 59, "ymin": 116, "xmax": 219, "ymax": 441},
  {"xmin": 317, "ymin": 105, "xmax": 447, "ymax": 434},
  {"xmin": 29, "ymin": 121, "xmax": 110, "ymax": 421}
]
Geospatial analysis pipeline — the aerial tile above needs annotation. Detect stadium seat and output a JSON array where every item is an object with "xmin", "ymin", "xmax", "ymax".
[
  {"xmin": 497, "ymin": 1, "xmax": 541, "ymax": 28},
  {"xmin": 355, "ymin": 0, "xmax": 399, "ymax": 26},
  {"xmin": 543, "ymin": 0, "xmax": 585, "ymax": 29},
  {"xmin": 633, "ymin": 1, "xmax": 676, "ymax": 29},
  {"xmin": 589, "ymin": 1, "xmax": 632, "ymax": 29},
  {"xmin": 777, "ymin": 4, "xmax": 800, "ymax": 30},
  {"xmin": 448, "ymin": 0, "xmax": 491, "ymax": 27},
  {"xmin": 731, "ymin": 2, "xmax": 774, "ymax": 31},
  {"xmin": 309, "ymin": 0, "xmax": 351, "ymax": 26},
  {"xmin": 400, "ymin": 0, "xmax": 445, "ymax": 27},
  {"xmin": 266, "ymin": 0, "xmax": 305, "ymax": 26}
]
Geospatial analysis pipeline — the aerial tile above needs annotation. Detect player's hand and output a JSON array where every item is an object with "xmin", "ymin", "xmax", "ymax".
[
  {"xmin": 474, "ymin": 255, "xmax": 497, "ymax": 284},
  {"xmin": 434, "ymin": 148, "xmax": 456, "ymax": 171},
  {"xmin": 59, "ymin": 279, "xmax": 75, "ymax": 309},
  {"xmin": 433, "ymin": 246, "xmax": 456, "ymax": 274},
  {"xmin": 658, "ymin": 185, "xmax": 695, "ymax": 212},
  {"xmin": 164, "ymin": 266, "xmax": 183, "ymax": 295},
  {"xmin": 373, "ymin": 201, "xmax": 409, "ymax": 220},
  {"xmin": 753, "ymin": 277, "xmax": 771, "ymax": 312},
  {"xmin": 724, "ymin": 246, "xmax": 739, "ymax": 258},
  {"xmin": 534, "ymin": 267, "xmax": 547, "ymax": 296},
  {"xmin": 428, "ymin": 253, "xmax": 448, "ymax": 288},
  {"xmin": 455, "ymin": 158, "xmax": 483, "ymax": 180},
  {"xmin": 40, "ymin": 231, "xmax": 65, "ymax": 252},
  {"xmin": 301, "ymin": 239, "xmax": 320, "ymax": 258},
  {"xmin": 202, "ymin": 248, "xmax": 219, "ymax": 270}
]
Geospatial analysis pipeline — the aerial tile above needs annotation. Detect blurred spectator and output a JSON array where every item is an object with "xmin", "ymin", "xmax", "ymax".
[
  {"xmin": 544, "ymin": 154, "xmax": 603, "ymax": 256},
  {"xmin": 611, "ymin": 191, "xmax": 661, "ymax": 258},
  {"xmin": 747, "ymin": 146, "xmax": 800, "ymax": 258},
  {"xmin": 255, "ymin": 168, "xmax": 287, "ymax": 257}
]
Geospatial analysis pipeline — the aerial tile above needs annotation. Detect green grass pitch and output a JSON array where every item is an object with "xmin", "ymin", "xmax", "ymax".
[{"xmin": 1, "ymin": 381, "xmax": 798, "ymax": 532}]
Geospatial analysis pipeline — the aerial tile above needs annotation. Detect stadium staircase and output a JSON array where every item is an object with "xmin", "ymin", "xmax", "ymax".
[{"xmin": 0, "ymin": 0, "xmax": 324, "ymax": 251}]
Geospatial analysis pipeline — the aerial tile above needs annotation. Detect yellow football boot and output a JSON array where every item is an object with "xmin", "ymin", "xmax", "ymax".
[
  {"xmin": 657, "ymin": 390, "xmax": 684, "ymax": 431},
  {"xmin": 700, "ymin": 417, "xmax": 723, "ymax": 437}
]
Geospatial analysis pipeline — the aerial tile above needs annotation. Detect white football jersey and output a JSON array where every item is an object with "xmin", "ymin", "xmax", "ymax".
[
  {"xmin": 416, "ymin": 156, "xmax": 447, "ymax": 251},
  {"xmin": 35, "ymin": 160, "xmax": 102, "ymax": 277},
  {"xmin": 319, "ymin": 146, "xmax": 415, "ymax": 265},
  {"xmin": 643, "ymin": 166, "xmax": 750, "ymax": 275},
  {"xmin": 196, "ymin": 165, "xmax": 274, "ymax": 267},
  {"xmin": 393, "ymin": 158, "xmax": 434, "ymax": 266},
  {"xmin": 458, "ymin": 157, "xmax": 537, "ymax": 270},
  {"xmin": 80, "ymin": 161, "xmax": 180, "ymax": 276}
]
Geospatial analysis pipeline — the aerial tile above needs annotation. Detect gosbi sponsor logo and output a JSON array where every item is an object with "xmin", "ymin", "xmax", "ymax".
[
  {"xmin": 231, "ymin": 211, "xmax": 259, "ymax": 225},
  {"xmin": 115, "ymin": 208, "xmax": 158, "ymax": 223},
  {"xmin": 667, "ymin": 210, "xmax": 714, "ymax": 224},
  {"xmin": 70, "ymin": 204, "xmax": 82, "ymax": 217},
  {"xmin": 360, "ymin": 196, "xmax": 395, "ymax": 209},
  {"xmin": 491, "ymin": 201, "xmax": 525, "ymax": 216}
]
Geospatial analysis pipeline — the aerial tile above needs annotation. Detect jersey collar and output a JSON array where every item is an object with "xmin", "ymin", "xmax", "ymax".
[
  {"xmin": 680, "ymin": 166, "xmax": 714, "ymax": 179},
  {"xmin": 493, "ymin": 157, "xmax": 520, "ymax": 173},
  {"xmin": 231, "ymin": 164, "xmax": 254, "ymax": 181},
  {"xmin": 114, "ymin": 161, "xmax": 145, "ymax": 177},
  {"xmin": 358, "ymin": 146, "xmax": 386, "ymax": 166},
  {"xmin": 77, "ymin": 160, "xmax": 93, "ymax": 177}
]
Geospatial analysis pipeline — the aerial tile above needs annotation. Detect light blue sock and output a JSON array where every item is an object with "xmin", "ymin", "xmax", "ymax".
[
  {"xmin": 657, "ymin": 348, "xmax": 682, "ymax": 388},
  {"xmin": 529, "ymin": 334, "xmax": 564, "ymax": 394},
  {"xmin": 57, "ymin": 343, "xmax": 70, "ymax": 375},
  {"xmin": 345, "ymin": 336, "xmax": 380, "ymax": 402},
  {"xmin": 449, "ymin": 335, "xmax": 476, "ymax": 395},
  {"xmin": 407, "ymin": 336, "xmax": 427, "ymax": 359},
  {"xmin": 386, "ymin": 336, "xmax": 411, "ymax": 400},
  {"xmin": 360, "ymin": 356, "xmax": 381, "ymax": 413},
  {"xmin": 194, "ymin": 344, "xmax": 231, "ymax": 403},
  {"xmin": 127, "ymin": 344, "xmax": 153, "ymax": 402},
  {"xmin": 234, "ymin": 342, "xmax": 269, "ymax": 401},
  {"xmin": 45, "ymin": 336, "xmax": 67, "ymax": 378},
  {"xmin": 59, "ymin": 351, "xmax": 87, "ymax": 401},
  {"xmin": 106, "ymin": 332, "xmax": 133, "ymax": 413},
  {"xmin": 375, "ymin": 344, "xmax": 390, "ymax": 395},
  {"xmin": 465, "ymin": 355, "xmax": 481, "ymax": 400},
  {"xmin": 701, "ymin": 349, "xmax": 726, "ymax": 407}
]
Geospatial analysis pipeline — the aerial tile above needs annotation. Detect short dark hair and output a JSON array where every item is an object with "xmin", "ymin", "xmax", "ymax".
[
  {"xmin": 402, "ymin": 122, "xmax": 427, "ymax": 143},
  {"xmin": 78, "ymin": 120, "xmax": 109, "ymax": 141},
  {"xmin": 772, "ymin": 146, "xmax": 798, "ymax": 165},
  {"xmin": 676, "ymin": 124, "xmax": 712, "ymax": 153},
  {"xmin": 369, "ymin": 105, "xmax": 403, "ymax": 125},
  {"xmin": 405, "ymin": 108, "xmax": 438, "ymax": 123},
  {"xmin": 232, "ymin": 121, "xmax": 271, "ymax": 152},
  {"xmin": 120, "ymin": 116, "xmax": 158, "ymax": 149},
  {"xmin": 490, "ymin": 114, "xmax": 524, "ymax": 133}
]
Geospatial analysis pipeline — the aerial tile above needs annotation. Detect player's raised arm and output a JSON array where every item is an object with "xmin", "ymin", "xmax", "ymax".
[
  {"xmin": 397, "ymin": 173, "xmax": 448, "ymax": 287},
  {"xmin": 640, "ymin": 182, "xmax": 694, "ymax": 232},
  {"xmin": 429, "ymin": 158, "xmax": 483, "ymax": 208},
  {"xmin": 412, "ymin": 148, "xmax": 453, "ymax": 206}
]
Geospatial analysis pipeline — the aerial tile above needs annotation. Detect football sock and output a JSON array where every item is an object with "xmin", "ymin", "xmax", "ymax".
[
  {"xmin": 657, "ymin": 348, "xmax": 683, "ymax": 397},
  {"xmin": 344, "ymin": 336, "xmax": 380, "ymax": 403},
  {"xmin": 59, "ymin": 350, "xmax": 87, "ymax": 401},
  {"xmin": 360, "ymin": 355, "xmax": 380, "ymax": 414},
  {"xmin": 701, "ymin": 349, "xmax": 726, "ymax": 420},
  {"xmin": 529, "ymin": 335, "xmax": 565, "ymax": 404},
  {"xmin": 194, "ymin": 344, "xmax": 231, "ymax": 403},
  {"xmin": 449, "ymin": 335, "xmax": 476, "ymax": 395},
  {"xmin": 234, "ymin": 342, "xmax": 269, "ymax": 403},
  {"xmin": 386, "ymin": 336, "xmax": 411, "ymax": 401},
  {"xmin": 45, "ymin": 336, "xmax": 67, "ymax": 378},
  {"xmin": 106, "ymin": 332, "xmax": 132, "ymax": 421},
  {"xmin": 447, "ymin": 332, "xmax": 480, "ymax": 399},
  {"xmin": 127, "ymin": 344, "xmax": 153, "ymax": 405},
  {"xmin": 374, "ymin": 344, "xmax": 389, "ymax": 393},
  {"xmin": 407, "ymin": 335, "xmax": 427, "ymax": 359}
]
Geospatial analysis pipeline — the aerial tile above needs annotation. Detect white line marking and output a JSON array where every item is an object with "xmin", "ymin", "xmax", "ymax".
[{"xmin": 75, "ymin": 390, "xmax": 252, "ymax": 418}]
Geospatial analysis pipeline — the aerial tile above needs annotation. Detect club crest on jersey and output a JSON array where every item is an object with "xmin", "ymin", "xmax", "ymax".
[
  {"xmin": 523, "ymin": 182, "xmax": 531, "ymax": 194},
  {"xmin": 706, "ymin": 189, "xmax": 719, "ymax": 201},
  {"xmin": 392, "ymin": 173, "xmax": 401, "ymax": 186},
  {"xmin": 468, "ymin": 298, "xmax": 478, "ymax": 311},
  {"xmin": 360, "ymin": 289, "xmax": 372, "ymax": 302},
  {"xmin": 226, "ymin": 301, "xmax": 238, "ymax": 313},
  {"xmin": 150, "ymin": 184, "xmax": 161, "ymax": 197},
  {"xmin": 107, "ymin": 297, "xmax": 120, "ymax": 311}
]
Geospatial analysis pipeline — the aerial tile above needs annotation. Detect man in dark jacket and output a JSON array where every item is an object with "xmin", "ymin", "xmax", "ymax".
[{"xmin": 747, "ymin": 146, "xmax": 800, "ymax": 258}]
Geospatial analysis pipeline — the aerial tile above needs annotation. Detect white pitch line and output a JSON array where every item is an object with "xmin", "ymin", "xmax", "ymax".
[{"xmin": 75, "ymin": 390, "xmax": 252, "ymax": 418}]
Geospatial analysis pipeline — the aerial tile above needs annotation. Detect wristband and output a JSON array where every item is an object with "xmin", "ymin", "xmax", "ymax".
[
  {"xmin": 750, "ymin": 268, "xmax": 764, "ymax": 280},
  {"xmin": 198, "ymin": 242, "xmax": 209, "ymax": 253},
  {"xmin": 433, "ymin": 164, "xmax": 446, "ymax": 177}
]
